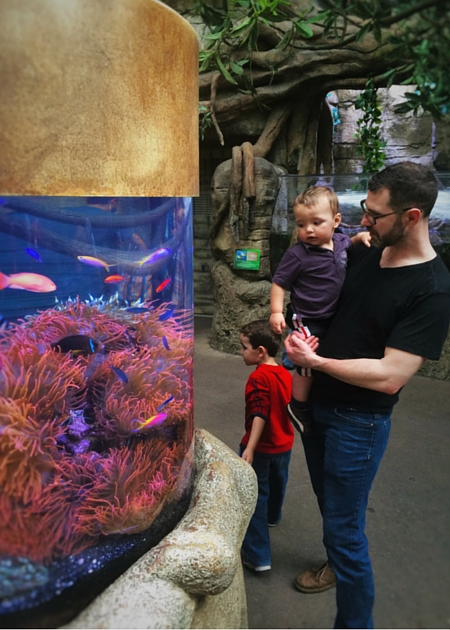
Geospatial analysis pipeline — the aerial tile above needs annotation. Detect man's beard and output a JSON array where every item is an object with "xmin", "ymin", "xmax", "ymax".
[{"xmin": 369, "ymin": 215, "xmax": 405, "ymax": 248}]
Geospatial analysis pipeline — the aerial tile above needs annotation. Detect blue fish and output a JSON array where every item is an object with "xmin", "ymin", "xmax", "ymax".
[
  {"xmin": 111, "ymin": 366, "xmax": 128, "ymax": 383},
  {"xmin": 126, "ymin": 307, "xmax": 150, "ymax": 313},
  {"xmin": 162, "ymin": 336, "xmax": 170, "ymax": 351},
  {"xmin": 26, "ymin": 248, "xmax": 43, "ymax": 263},
  {"xmin": 156, "ymin": 395, "xmax": 174, "ymax": 412},
  {"xmin": 159, "ymin": 307, "xmax": 174, "ymax": 322},
  {"xmin": 0, "ymin": 199, "xmax": 7, "ymax": 206}
]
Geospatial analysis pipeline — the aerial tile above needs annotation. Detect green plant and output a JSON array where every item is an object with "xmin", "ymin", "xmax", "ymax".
[
  {"xmin": 354, "ymin": 79, "xmax": 386, "ymax": 174},
  {"xmin": 199, "ymin": 104, "xmax": 212, "ymax": 140}
]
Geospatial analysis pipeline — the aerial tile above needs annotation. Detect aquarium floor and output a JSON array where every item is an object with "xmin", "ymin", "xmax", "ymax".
[{"xmin": 194, "ymin": 315, "xmax": 450, "ymax": 630}]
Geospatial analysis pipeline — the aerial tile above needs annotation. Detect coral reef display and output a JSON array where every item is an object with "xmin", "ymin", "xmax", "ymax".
[{"xmin": 0, "ymin": 295, "xmax": 194, "ymax": 622}]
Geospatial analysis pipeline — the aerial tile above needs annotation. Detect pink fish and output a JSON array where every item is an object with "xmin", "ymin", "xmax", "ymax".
[
  {"xmin": 0, "ymin": 271, "xmax": 56, "ymax": 293},
  {"xmin": 131, "ymin": 413, "xmax": 168, "ymax": 433}
]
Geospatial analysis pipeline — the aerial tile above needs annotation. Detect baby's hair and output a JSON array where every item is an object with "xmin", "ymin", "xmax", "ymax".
[
  {"xmin": 240, "ymin": 320, "xmax": 281, "ymax": 357},
  {"xmin": 294, "ymin": 185, "xmax": 339, "ymax": 216}
]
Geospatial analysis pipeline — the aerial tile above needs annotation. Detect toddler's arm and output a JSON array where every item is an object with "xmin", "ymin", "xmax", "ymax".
[
  {"xmin": 351, "ymin": 230, "xmax": 371, "ymax": 247},
  {"xmin": 241, "ymin": 415, "xmax": 265, "ymax": 465},
  {"xmin": 270, "ymin": 282, "xmax": 286, "ymax": 334}
]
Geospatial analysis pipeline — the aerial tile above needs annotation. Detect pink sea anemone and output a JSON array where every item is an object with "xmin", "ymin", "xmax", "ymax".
[{"xmin": 0, "ymin": 298, "xmax": 194, "ymax": 564}]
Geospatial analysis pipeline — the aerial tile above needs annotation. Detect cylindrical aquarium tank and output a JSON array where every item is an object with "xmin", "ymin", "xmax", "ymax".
[
  {"xmin": 0, "ymin": 0, "xmax": 199, "ymax": 627},
  {"xmin": 0, "ymin": 196, "xmax": 195, "ymax": 625}
]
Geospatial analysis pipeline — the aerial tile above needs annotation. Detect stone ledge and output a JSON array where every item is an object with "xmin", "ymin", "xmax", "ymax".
[{"xmin": 63, "ymin": 429, "xmax": 257, "ymax": 629}]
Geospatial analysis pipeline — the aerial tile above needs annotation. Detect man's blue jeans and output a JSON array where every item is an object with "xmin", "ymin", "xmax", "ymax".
[
  {"xmin": 240, "ymin": 446, "xmax": 292, "ymax": 567},
  {"xmin": 302, "ymin": 403, "xmax": 391, "ymax": 629}
]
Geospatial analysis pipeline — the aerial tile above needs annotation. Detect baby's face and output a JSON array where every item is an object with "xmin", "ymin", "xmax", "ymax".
[{"xmin": 293, "ymin": 199, "xmax": 341, "ymax": 249}]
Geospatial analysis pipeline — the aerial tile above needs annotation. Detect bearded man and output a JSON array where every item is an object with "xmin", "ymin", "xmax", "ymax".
[{"xmin": 285, "ymin": 161, "xmax": 450, "ymax": 629}]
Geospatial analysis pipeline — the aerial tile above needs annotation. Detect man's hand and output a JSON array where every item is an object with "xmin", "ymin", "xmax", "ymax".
[
  {"xmin": 285, "ymin": 331, "xmax": 320, "ymax": 368},
  {"xmin": 270, "ymin": 312, "xmax": 286, "ymax": 334}
]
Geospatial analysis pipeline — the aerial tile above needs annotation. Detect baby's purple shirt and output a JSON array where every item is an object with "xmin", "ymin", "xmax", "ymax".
[{"xmin": 272, "ymin": 232, "xmax": 353, "ymax": 320}]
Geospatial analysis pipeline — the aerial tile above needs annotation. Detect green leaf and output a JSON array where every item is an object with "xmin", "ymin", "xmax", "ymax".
[
  {"xmin": 230, "ymin": 16, "xmax": 253, "ymax": 35},
  {"xmin": 205, "ymin": 30, "xmax": 225, "ymax": 41},
  {"xmin": 295, "ymin": 21, "xmax": 314, "ymax": 38},
  {"xmin": 355, "ymin": 22, "xmax": 372, "ymax": 43},
  {"xmin": 216, "ymin": 54, "xmax": 238, "ymax": 85},
  {"xmin": 230, "ymin": 60, "xmax": 245, "ymax": 75}
]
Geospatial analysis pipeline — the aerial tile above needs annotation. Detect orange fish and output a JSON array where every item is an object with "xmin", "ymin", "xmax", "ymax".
[
  {"xmin": 156, "ymin": 278, "xmax": 171, "ymax": 293},
  {"xmin": 0, "ymin": 271, "xmax": 56, "ymax": 293},
  {"xmin": 104, "ymin": 274, "xmax": 125, "ymax": 284}
]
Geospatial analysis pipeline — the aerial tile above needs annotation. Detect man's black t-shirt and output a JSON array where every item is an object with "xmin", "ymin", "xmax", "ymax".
[{"xmin": 311, "ymin": 245, "xmax": 450, "ymax": 411}]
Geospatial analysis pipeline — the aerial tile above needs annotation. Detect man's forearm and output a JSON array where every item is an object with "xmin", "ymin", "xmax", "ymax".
[
  {"xmin": 307, "ymin": 350, "xmax": 425, "ymax": 395},
  {"xmin": 285, "ymin": 334, "xmax": 426, "ymax": 394}
]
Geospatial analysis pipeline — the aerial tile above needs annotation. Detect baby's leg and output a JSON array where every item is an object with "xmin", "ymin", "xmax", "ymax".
[
  {"xmin": 292, "ymin": 370, "xmax": 313, "ymax": 402},
  {"xmin": 287, "ymin": 368, "xmax": 314, "ymax": 435}
]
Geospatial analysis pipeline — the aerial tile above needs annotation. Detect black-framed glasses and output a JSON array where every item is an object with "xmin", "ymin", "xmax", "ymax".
[{"xmin": 360, "ymin": 200, "xmax": 415, "ymax": 226}]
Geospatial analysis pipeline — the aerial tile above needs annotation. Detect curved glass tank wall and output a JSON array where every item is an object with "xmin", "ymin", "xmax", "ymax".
[
  {"xmin": 0, "ymin": 195, "xmax": 194, "ymax": 626},
  {"xmin": 271, "ymin": 173, "xmax": 450, "ymax": 274}
]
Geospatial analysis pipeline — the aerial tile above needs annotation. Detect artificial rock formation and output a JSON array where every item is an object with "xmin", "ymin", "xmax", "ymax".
[
  {"xmin": 63, "ymin": 429, "xmax": 258, "ymax": 629},
  {"xmin": 209, "ymin": 155, "xmax": 281, "ymax": 353}
]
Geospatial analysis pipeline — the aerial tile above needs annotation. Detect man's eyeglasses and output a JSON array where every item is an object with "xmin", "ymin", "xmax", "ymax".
[{"xmin": 360, "ymin": 200, "xmax": 415, "ymax": 226}]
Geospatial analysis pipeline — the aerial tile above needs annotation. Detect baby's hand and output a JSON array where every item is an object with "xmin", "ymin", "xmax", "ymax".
[
  {"xmin": 359, "ymin": 230, "xmax": 372, "ymax": 247},
  {"xmin": 270, "ymin": 313, "xmax": 285, "ymax": 335}
]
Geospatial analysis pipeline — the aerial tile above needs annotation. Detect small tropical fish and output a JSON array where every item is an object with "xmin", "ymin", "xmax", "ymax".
[
  {"xmin": 77, "ymin": 255, "xmax": 111, "ymax": 271},
  {"xmin": 156, "ymin": 278, "xmax": 171, "ymax": 293},
  {"xmin": 131, "ymin": 413, "xmax": 168, "ymax": 433},
  {"xmin": 138, "ymin": 248, "xmax": 170, "ymax": 268},
  {"xmin": 51, "ymin": 335, "xmax": 102, "ymax": 356},
  {"xmin": 0, "ymin": 271, "xmax": 56, "ymax": 293},
  {"xmin": 104, "ymin": 274, "xmax": 124, "ymax": 284},
  {"xmin": 125, "ymin": 306, "xmax": 151, "ymax": 313},
  {"xmin": 132, "ymin": 233, "xmax": 147, "ymax": 250},
  {"xmin": 111, "ymin": 366, "xmax": 128, "ymax": 383},
  {"xmin": 158, "ymin": 307, "xmax": 174, "ymax": 322},
  {"xmin": 26, "ymin": 248, "xmax": 43, "ymax": 263},
  {"xmin": 156, "ymin": 396, "xmax": 174, "ymax": 412},
  {"xmin": 162, "ymin": 336, "xmax": 170, "ymax": 351}
]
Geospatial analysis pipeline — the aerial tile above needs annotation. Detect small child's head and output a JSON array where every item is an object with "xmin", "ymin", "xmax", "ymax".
[
  {"xmin": 239, "ymin": 320, "xmax": 281, "ymax": 366},
  {"xmin": 293, "ymin": 185, "xmax": 341, "ymax": 248}
]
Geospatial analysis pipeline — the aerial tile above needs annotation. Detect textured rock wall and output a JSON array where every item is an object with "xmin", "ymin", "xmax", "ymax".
[{"xmin": 209, "ymin": 158, "xmax": 281, "ymax": 352}]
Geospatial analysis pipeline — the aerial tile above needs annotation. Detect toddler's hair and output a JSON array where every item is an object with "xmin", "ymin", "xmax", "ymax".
[
  {"xmin": 240, "ymin": 320, "xmax": 281, "ymax": 357},
  {"xmin": 294, "ymin": 185, "xmax": 339, "ymax": 216}
]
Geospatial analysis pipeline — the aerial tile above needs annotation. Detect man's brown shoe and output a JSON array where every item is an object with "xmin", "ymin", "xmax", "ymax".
[{"xmin": 294, "ymin": 561, "xmax": 336, "ymax": 593}]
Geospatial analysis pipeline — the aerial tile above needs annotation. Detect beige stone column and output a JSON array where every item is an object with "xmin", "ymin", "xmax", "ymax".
[{"xmin": 0, "ymin": 0, "xmax": 199, "ymax": 197}]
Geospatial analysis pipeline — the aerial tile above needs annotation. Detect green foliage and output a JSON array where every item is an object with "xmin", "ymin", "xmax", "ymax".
[
  {"xmin": 389, "ymin": 7, "xmax": 450, "ymax": 120},
  {"xmin": 191, "ymin": 0, "xmax": 450, "ymax": 120},
  {"xmin": 198, "ymin": 104, "xmax": 212, "ymax": 140},
  {"xmin": 354, "ymin": 79, "xmax": 386, "ymax": 174},
  {"xmin": 194, "ymin": 0, "xmax": 316, "ymax": 87}
]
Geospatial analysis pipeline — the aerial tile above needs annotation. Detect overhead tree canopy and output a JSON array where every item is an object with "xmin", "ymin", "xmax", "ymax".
[{"xmin": 169, "ymin": 0, "xmax": 450, "ymax": 173}]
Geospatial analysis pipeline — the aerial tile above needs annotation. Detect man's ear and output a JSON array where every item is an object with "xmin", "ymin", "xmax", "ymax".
[{"xmin": 406, "ymin": 208, "xmax": 422, "ymax": 225}]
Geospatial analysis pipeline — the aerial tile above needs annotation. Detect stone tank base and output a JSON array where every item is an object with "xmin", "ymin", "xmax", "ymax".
[{"xmin": 63, "ymin": 429, "xmax": 258, "ymax": 629}]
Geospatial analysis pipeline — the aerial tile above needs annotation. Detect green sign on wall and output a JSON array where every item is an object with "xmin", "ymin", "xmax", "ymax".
[{"xmin": 234, "ymin": 249, "xmax": 261, "ymax": 270}]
